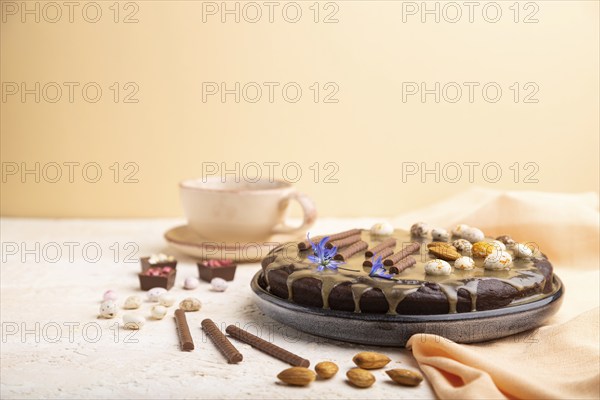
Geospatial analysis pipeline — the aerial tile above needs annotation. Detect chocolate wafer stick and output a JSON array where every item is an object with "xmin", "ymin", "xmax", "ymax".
[
  {"xmin": 202, "ymin": 319, "xmax": 243, "ymax": 364},
  {"xmin": 298, "ymin": 229, "xmax": 361, "ymax": 250},
  {"xmin": 174, "ymin": 309, "xmax": 194, "ymax": 351},
  {"xmin": 325, "ymin": 234, "xmax": 362, "ymax": 249},
  {"xmin": 226, "ymin": 325, "xmax": 309, "ymax": 367},
  {"xmin": 383, "ymin": 242, "xmax": 421, "ymax": 266},
  {"xmin": 389, "ymin": 256, "xmax": 417, "ymax": 274},
  {"xmin": 362, "ymin": 247, "xmax": 394, "ymax": 267},
  {"xmin": 334, "ymin": 240, "xmax": 368, "ymax": 261},
  {"xmin": 365, "ymin": 237, "xmax": 397, "ymax": 257}
]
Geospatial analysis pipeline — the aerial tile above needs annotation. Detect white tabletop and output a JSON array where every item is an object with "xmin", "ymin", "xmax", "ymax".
[{"xmin": 0, "ymin": 218, "xmax": 436, "ymax": 399}]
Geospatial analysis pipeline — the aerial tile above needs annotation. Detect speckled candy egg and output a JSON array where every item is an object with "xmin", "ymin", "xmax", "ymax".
[
  {"xmin": 123, "ymin": 314, "xmax": 145, "ymax": 330},
  {"xmin": 123, "ymin": 295, "xmax": 142, "ymax": 310},
  {"xmin": 184, "ymin": 277, "xmax": 200, "ymax": 290},
  {"xmin": 147, "ymin": 287, "xmax": 167, "ymax": 302},
  {"xmin": 370, "ymin": 221, "xmax": 394, "ymax": 236},
  {"xmin": 491, "ymin": 240, "xmax": 506, "ymax": 251},
  {"xmin": 483, "ymin": 251, "xmax": 513, "ymax": 270},
  {"xmin": 99, "ymin": 300, "xmax": 117, "ymax": 318},
  {"xmin": 472, "ymin": 241, "xmax": 499, "ymax": 258},
  {"xmin": 431, "ymin": 228, "xmax": 449, "ymax": 242},
  {"xmin": 454, "ymin": 256, "xmax": 475, "ymax": 270},
  {"xmin": 452, "ymin": 224, "xmax": 470, "ymax": 237},
  {"xmin": 211, "ymin": 277, "xmax": 228, "ymax": 292},
  {"xmin": 496, "ymin": 235, "xmax": 516, "ymax": 247},
  {"xmin": 103, "ymin": 290, "xmax": 118, "ymax": 302},
  {"xmin": 158, "ymin": 293, "xmax": 175, "ymax": 307},
  {"xmin": 179, "ymin": 297, "xmax": 202, "ymax": 312},
  {"xmin": 452, "ymin": 239, "xmax": 473, "ymax": 255},
  {"xmin": 462, "ymin": 227, "xmax": 485, "ymax": 243},
  {"xmin": 150, "ymin": 305, "xmax": 168, "ymax": 320},
  {"xmin": 513, "ymin": 243, "xmax": 534, "ymax": 258},
  {"xmin": 410, "ymin": 222, "xmax": 430, "ymax": 238},
  {"xmin": 424, "ymin": 259, "xmax": 452, "ymax": 276}
]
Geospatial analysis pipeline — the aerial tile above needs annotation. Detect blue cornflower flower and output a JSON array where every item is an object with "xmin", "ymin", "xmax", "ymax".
[
  {"xmin": 369, "ymin": 255, "xmax": 394, "ymax": 279},
  {"xmin": 306, "ymin": 233, "xmax": 344, "ymax": 272}
]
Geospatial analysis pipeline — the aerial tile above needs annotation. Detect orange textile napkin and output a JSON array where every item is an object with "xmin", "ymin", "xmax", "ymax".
[
  {"xmin": 395, "ymin": 188, "xmax": 600, "ymax": 399},
  {"xmin": 407, "ymin": 308, "xmax": 599, "ymax": 399}
]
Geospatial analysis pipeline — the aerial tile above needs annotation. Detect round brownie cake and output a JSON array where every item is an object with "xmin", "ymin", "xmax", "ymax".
[{"xmin": 258, "ymin": 225, "xmax": 554, "ymax": 315}]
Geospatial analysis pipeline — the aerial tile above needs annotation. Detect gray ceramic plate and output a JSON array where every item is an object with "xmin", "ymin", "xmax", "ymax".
[{"xmin": 251, "ymin": 272, "xmax": 564, "ymax": 346}]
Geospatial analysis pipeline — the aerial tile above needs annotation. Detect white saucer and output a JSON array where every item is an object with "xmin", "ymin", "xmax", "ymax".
[{"xmin": 164, "ymin": 225, "xmax": 304, "ymax": 263}]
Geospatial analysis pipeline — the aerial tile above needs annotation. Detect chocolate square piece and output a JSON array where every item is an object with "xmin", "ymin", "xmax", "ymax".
[
  {"xmin": 197, "ymin": 260, "xmax": 237, "ymax": 282},
  {"xmin": 140, "ymin": 255, "xmax": 177, "ymax": 272},
  {"xmin": 138, "ymin": 267, "xmax": 176, "ymax": 290}
]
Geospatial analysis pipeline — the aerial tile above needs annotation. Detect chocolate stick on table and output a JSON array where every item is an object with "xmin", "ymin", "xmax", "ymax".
[
  {"xmin": 389, "ymin": 256, "xmax": 417, "ymax": 274},
  {"xmin": 174, "ymin": 309, "xmax": 194, "ymax": 351},
  {"xmin": 202, "ymin": 319, "xmax": 243, "ymax": 364},
  {"xmin": 298, "ymin": 228, "xmax": 361, "ymax": 250},
  {"xmin": 365, "ymin": 237, "xmax": 397, "ymax": 258},
  {"xmin": 383, "ymin": 242, "xmax": 421, "ymax": 266},
  {"xmin": 362, "ymin": 247, "xmax": 394, "ymax": 267},
  {"xmin": 334, "ymin": 240, "xmax": 368, "ymax": 261},
  {"xmin": 226, "ymin": 325, "xmax": 310, "ymax": 367},
  {"xmin": 325, "ymin": 234, "xmax": 362, "ymax": 249}
]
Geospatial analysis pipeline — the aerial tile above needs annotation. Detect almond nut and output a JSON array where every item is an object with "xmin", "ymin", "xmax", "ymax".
[
  {"xmin": 428, "ymin": 244, "xmax": 461, "ymax": 261},
  {"xmin": 386, "ymin": 368, "xmax": 423, "ymax": 386},
  {"xmin": 352, "ymin": 352, "xmax": 391, "ymax": 369},
  {"xmin": 314, "ymin": 361, "xmax": 339, "ymax": 379},
  {"xmin": 277, "ymin": 367, "xmax": 316, "ymax": 386},
  {"xmin": 346, "ymin": 368, "xmax": 375, "ymax": 388}
]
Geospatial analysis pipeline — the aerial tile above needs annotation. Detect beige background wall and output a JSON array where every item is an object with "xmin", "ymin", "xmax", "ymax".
[{"xmin": 1, "ymin": 0, "xmax": 598, "ymax": 218}]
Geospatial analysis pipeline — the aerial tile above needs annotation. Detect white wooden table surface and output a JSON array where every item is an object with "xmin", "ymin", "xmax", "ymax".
[{"xmin": 0, "ymin": 218, "xmax": 436, "ymax": 399}]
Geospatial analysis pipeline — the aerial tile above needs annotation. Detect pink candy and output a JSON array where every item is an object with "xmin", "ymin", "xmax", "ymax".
[
  {"xmin": 103, "ymin": 290, "xmax": 118, "ymax": 301},
  {"xmin": 204, "ymin": 259, "xmax": 232, "ymax": 268}
]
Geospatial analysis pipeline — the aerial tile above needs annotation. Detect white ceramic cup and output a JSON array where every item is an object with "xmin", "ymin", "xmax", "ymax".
[{"xmin": 179, "ymin": 177, "xmax": 317, "ymax": 242}]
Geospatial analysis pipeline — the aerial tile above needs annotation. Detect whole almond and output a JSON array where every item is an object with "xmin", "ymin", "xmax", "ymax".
[
  {"xmin": 347, "ymin": 368, "xmax": 376, "ymax": 388},
  {"xmin": 428, "ymin": 244, "xmax": 461, "ymax": 261},
  {"xmin": 277, "ymin": 367, "xmax": 316, "ymax": 386},
  {"xmin": 386, "ymin": 369, "xmax": 424, "ymax": 386},
  {"xmin": 352, "ymin": 352, "xmax": 391, "ymax": 369},
  {"xmin": 315, "ymin": 361, "xmax": 339, "ymax": 379}
]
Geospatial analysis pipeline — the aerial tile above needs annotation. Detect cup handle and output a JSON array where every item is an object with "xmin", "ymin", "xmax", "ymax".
[{"xmin": 272, "ymin": 192, "xmax": 317, "ymax": 236}]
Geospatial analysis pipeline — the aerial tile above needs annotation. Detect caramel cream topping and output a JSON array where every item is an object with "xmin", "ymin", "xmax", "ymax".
[{"xmin": 263, "ymin": 230, "xmax": 549, "ymax": 314}]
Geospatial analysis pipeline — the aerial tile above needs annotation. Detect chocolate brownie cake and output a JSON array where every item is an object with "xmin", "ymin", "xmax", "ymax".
[{"xmin": 258, "ymin": 224, "xmax": 555, "ymax": 315}]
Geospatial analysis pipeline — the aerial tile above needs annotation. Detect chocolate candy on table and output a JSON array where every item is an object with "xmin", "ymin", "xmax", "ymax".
[
  {"xmin": 140, "ymin": 254, "xmax": 177, "ymax": 272},
  {"xmin": 138, "ymin": 267, "xmax": 176, "ymax": 290},
  {"xmin": 197, "ymin": 259, "xmax": 237, "ymax": 282}
]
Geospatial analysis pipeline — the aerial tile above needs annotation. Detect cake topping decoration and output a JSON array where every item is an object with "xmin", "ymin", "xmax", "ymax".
[
  {"xmin": 424, "ymin": 259, "xmax": 452, "ymax": 275},
  {"xmin": 483, "ymin": 251, "xmax": 513, "ymax": 270},
  {"xmin": 410, "ymin": 222, "xmax": 430, "ymax": 238},
  {"xmin": 370, "ymin": 221, "xmax": 394, "ymax": 236},
  {"xmin": 365, "ymin": 237, "xmax": 397, "ymax": 258},
  {"xmin": 325, "ymin": 234, "xmax": 362, "ymax": 249},
  {"xmin": 362, "ymin": 247, "xmax": 394, "ymax": 267},
  {"xmin": 496, "ymin": 234, "xmax": 516, "ymax": 247},
  {"xmin": 454, "ymin": 256, "xmax": 475, "ymax": 270},
  {"xmin": 307, "ymin": 234, "xmax": 344, "ymax": 271},
  {"xmin": 452, "ymin": 238, "xmax": 473, "ymax": 254},
  {"xmin": 389, "ymin": 256, "xmax": 417, "ymax": 274},
  {"xmin": 431, "ymin": 227, "xmax": 450, "ymax": 242},
  {"xmin": 368, "ymin": 256, "xmax": 394, "ymax": 279},
  {"xmin": 383, "ymin": 242, "xmax": 421, "ymax": 266},
  {"xmin": 513, "ymin": 243, "xmax": 534, "ymax": 258},
  {"xmin": 333, "ymin": 240, "xmax": 368, "ymax": 261},
  {"xmin": 461, "ymin": 226, "xmax": 485, "ymax": 243},
  {"xmin": 298, "ymin": 229, "xmax": 361, "ymax": 250}
]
